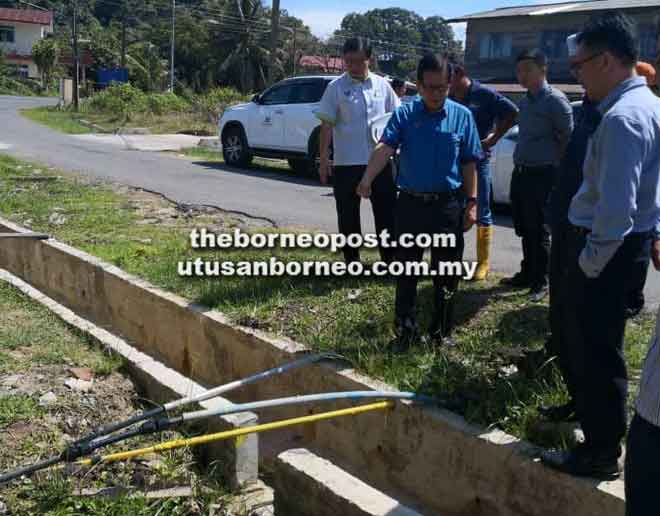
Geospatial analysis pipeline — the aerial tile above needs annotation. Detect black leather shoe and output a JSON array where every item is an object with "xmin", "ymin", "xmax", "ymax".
[
  {"xmin": 538, "ymin": 402, "xmax": 578, "ymax": 423},
  {"xmin": 428, "ymin": 320, "xmax": 458, "ymax": 348},
  {"xmin": 528, "ymin": 284, "xmax": 549, "ymax": 303},
  {"xmin": 500, "ymin": 272, "xmax": 530, "ymax": 288},
  {"xmin": 541, "ymin": 444, "xmax": 621, "ymax": 479},
  {"xmin": 393, "ymin": 317, "xmax": 419, "ymax": 352}
]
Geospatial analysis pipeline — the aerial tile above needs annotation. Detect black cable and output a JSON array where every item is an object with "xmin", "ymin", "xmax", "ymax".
[
  {"xmin": 67, "ymin": 406, "xmax": 165, "ymax": 450},
  {"xmin": 0, "ymin": 406, "xmax": 166, "ymax": 486},
  {"xmin": 0, "ymin": 456, "xmax": 62, "ymax": 486}
]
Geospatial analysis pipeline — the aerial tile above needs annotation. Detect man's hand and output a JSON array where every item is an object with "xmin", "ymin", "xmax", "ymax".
[
  {"xmin": 653, "ymin": 239, "xmax": 660, "ymax": 271},
  {"xmin": 481, "ymin": 133, "xmax": 498, "ymax": 151},
  {"xmin": 319, "ymin": 160, "xmax": 332, "ymax": 185},
  {"xmin": 356, "ymin": 178, "xmax": 372, "ymax": 199},
  {"xmin": 463, "ymin": 202, "xmax": 477, "ymax": 232}
]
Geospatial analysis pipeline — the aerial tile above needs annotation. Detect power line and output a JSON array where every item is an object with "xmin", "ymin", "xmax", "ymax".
[{"xmin": 332, "ymin": 30, "xmax": 450, "ymax": 54}]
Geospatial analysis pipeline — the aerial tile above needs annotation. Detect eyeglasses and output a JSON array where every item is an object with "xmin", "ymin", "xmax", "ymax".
[
  {"xmin": 344, "ymin": 56, "xmax": 368, "ymax": 66},
  {"xmin": 569, "ymin": 52, "xmax": 603, "ymax": 76},
  {"xmin": 421, "ymin": 83, "xmax": 449, "ymax": 93}
]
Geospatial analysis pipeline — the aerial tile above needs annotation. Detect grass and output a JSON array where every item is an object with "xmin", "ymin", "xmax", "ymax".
[
  {"xmin": 21, "ymin": 107, "xmax": 92, "ymax": 135},
  {"xmin": 21, "ymin": 106, "xmax": 216, "ymax": 136},
  {"xmin": 179, "ymin": 147, "xmax": 294, "ymax": 174},
  {"xmin": 0, "ymin": 152, "xmax": 654, "ymax": 447},
  {"xmin": 0, "ymin": 273, "xmax": 239, "ymax": 515},
  {"xmin": 0, "ymin": 280, "xmax": 124, "ymax": 376}
]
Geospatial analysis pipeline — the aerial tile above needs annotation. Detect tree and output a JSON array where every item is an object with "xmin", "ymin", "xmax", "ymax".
[
  {"xmin": 421, "ymin": 16, "xmax": 462, "ymax": 55},
  {"xmin": 210, "ymin": 0, "xmax": 276, "ymax": 93},
  {"xmin": 32, "ymin": 37, "xmax": 59, "ymax": 90},
  {"xmin": 334, "ymin": 8, "xmax": 460, "ymax": 79},
  {"xmin": 15, "ymin": 0, "xmax": 314, "ymax": 93}
]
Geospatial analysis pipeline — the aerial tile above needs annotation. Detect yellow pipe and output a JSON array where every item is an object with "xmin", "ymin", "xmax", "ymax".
[{"xmin": 78, "ymin": 400, "xmax": 394, "ymax": 466}]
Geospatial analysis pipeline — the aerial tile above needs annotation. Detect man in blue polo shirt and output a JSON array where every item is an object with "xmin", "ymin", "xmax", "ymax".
[
  {"xmin": 357, "ymin": 53, "xmax": 482, "ymax": 348},
  {"xmin": 449, "ymin": 58, "xmax": 519, "ymax": 281}
]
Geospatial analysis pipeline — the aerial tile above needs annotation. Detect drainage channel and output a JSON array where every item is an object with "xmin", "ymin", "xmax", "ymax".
[{"xmin": 0, "ymin": 219, "xmax": 626, "ymax": 516}]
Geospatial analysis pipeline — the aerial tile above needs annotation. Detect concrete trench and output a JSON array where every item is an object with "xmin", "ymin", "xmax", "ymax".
[{"xmin": 0, "ymin": 216, "xmax": 625, "ymax": 516}]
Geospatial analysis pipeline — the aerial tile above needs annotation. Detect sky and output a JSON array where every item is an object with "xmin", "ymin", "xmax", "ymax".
[{"xmin": 272, "ymin": 0, "xmax": 573, "ymax": 42}]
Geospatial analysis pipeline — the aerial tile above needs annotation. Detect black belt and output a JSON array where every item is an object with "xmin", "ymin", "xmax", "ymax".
[
  {"xmin": 515, "ymin": 164, "xmax": 555, "ymax": 173},
  {"xmin": 399, "ymin": 189, "xmax": 460, "ymax": 203}
]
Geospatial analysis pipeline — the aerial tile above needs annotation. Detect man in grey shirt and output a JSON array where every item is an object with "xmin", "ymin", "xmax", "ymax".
[
  {"xmin": 543, "ymin": 13, "xmax": 660, "ymax": 479},
  {"xmin": 503, "ymin": 49, "xmax": 573, "ymax": 301}
]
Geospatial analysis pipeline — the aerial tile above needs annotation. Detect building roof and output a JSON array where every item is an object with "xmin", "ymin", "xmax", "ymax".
[
  {"xmin": 0, "ymin": 7, "xmax": 53, "ymax": 25},
  {"xmin": 298, "ymin": 55, "xmax": 345, "ymax": 73},
  {"xmin": 448, "ymin": 0, "xmax": 660, "ymax": 22}
]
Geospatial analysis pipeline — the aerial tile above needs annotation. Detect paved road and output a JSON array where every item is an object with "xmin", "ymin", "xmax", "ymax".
[{"xmin": 1, "ymin": 95, "xmax": 659, "ymax": 308}]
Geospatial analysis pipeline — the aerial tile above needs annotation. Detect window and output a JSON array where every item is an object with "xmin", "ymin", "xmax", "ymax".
[
  {"xmin": 638, "ymin": 26, "xmax": 657, "ymax": 61},
  {"xmin": 0, "ymin": 25, "xmax": 15, "ymax": 43},
  {"xmin": 479, "ymin": 33, "xmax": 513, "ymax": 59},
  {"xmin": 288, "ymin": 81, "xmax": 328, "ymax": 104},
  {"xmin": 260, "ymin": 84, "xmax": 294, "ymax": 105},
  {"xmin": 541, "ymin": 30, "xmax": 573, "ymax": 59}
]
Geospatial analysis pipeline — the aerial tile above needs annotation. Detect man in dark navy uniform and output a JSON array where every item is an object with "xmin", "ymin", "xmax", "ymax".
[{"xmin": 449, "ymin": 58, "xmax": 518, "ymax": 281}]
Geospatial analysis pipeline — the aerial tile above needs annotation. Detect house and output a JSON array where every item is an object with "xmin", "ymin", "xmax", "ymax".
[
  {"xmin": 0, "ymin": 7, "xmax": 54, "ymax": 79},
  {"xmin": 449, "ymin": 0, "xmax": 660, "ymax": 83}
]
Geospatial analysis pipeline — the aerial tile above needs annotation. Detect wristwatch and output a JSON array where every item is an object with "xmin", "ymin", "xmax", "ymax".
[{"xmin": 466, "ymin": 196, "xmax": 478, "ymax": 205}]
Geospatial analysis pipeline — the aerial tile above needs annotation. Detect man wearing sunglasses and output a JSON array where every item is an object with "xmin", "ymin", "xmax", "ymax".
[
  {"xmin": 356, "ymin": 54, "xmax": 482, "ymax": 348},
  {"xmin": 542, "ymin": 13, "xmax": 660, "ymax": 480}
]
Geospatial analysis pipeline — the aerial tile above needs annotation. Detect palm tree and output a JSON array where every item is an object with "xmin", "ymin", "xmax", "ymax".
[{"xmin": 212, "ymin": 0, "xmax": 283, "ymax": 92}]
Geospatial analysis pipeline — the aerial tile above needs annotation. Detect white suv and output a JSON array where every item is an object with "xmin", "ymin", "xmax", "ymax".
[{"xmin": 219, "ymin": 76, "xmax": 338, "ymax": 176}]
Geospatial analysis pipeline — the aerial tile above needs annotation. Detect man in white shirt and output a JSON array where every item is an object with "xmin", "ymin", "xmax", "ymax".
[{"xmin": 317, "ymin": 37, "xmax": 400, "ymax": 263}]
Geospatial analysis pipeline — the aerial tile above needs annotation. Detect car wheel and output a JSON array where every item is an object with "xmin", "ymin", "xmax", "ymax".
[
  {"xmin": 307, "ymin": 132, "xmax": 333, "ymax": 182},
  {"xmin": 222, "ymin": 126, "xmax": 253, "ymax": 167}
]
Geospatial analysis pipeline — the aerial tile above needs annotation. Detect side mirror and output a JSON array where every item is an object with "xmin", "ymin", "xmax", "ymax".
[{"xmin": 252, "ymin": 94, "xmax": 261, "ymax": 104}]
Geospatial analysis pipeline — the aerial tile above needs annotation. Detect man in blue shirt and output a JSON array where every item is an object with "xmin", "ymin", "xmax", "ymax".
[
  {"xmin": 357, "ymin": 53, "xmax": 482, "ymax": 348},
  {"xmin": 449, "ymin": 58, "xmax": 518, "ymax": 281},
  {"xmin": 542, "ymin": 13, "xmax": 660, "ymax": 479}
]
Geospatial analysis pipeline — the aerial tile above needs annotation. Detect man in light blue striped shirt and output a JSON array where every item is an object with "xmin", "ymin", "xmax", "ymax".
[
  {"xmin": 542, "ymin": 13, "xmax": 660, "ymax": 480},
  {"xmin": 626, "ymin": 284, "xmax": 660, "ymax": 514}
]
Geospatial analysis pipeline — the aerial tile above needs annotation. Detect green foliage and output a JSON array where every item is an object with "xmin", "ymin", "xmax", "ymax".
[
  {"xmin": 125, "ymin": 42, "xmax": 167, "ymax": 93},
  {"xmin": 84, "ymin": 82, "xmax": 148, "ymax": 116},
  {"xmin": 82, "ymin": 83, "xmax": 192, "ymax": 119},
  {"xmin": 146, "ymin": 92, "xmax": 190, "ymax": 115},
  {"xmin": 193, "ymin": 87, "xmax": 251, "ymax": 123},
  {"xmin": 32, "ymin": 38, "xmax": 59, "ymax": 90},
  {"xmin": 335, "ymin": 8, "xmax": 462, "ymax": 79}
]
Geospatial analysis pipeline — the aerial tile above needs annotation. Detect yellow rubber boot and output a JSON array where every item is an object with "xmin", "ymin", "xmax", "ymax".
[{"xmin": 472, "ymin": 225, "xmax": 492, "ymax": 281}]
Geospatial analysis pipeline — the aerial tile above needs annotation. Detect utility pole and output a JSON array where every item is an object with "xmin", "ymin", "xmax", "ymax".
[
  {"xmin": 268, "ymin": 0, "xmax": 280, "ymax": 86},
  {"xmin": 170, "ymin": 0, "xmax": 175, "ymax": 92},
  {"xmin": 71, "ymin": 0, "xmax": 80, "ymax": 111},
  {"xmin": 291, "ymin": 26, "xmax": 297, "ymax": 76}
]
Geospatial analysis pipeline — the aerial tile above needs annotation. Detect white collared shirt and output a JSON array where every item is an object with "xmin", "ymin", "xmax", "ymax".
[{"xmin": 316, "ymin": 72, "xmax": 400, "ymax": 166}]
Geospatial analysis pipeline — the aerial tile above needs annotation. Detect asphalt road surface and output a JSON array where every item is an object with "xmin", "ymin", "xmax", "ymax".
[{"xmin": 1, "ymin": 95, "xmax": 658, "ymax": 310}]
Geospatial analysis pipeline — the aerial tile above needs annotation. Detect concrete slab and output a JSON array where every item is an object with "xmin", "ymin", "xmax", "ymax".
[
  {"xmin": 274, "ymin": 448, "xmax": 423, "ymax": 516},
  {"xmin": 72, "ymin": 134, "xmax": 215, "ymax": 152},
  {"xmin": 0, "ymin": 266, "xmax": 258, "ymax": 489},
  {"xmin": 0, "ymin": 217, "xmax": 627, "ymax": 516}
]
